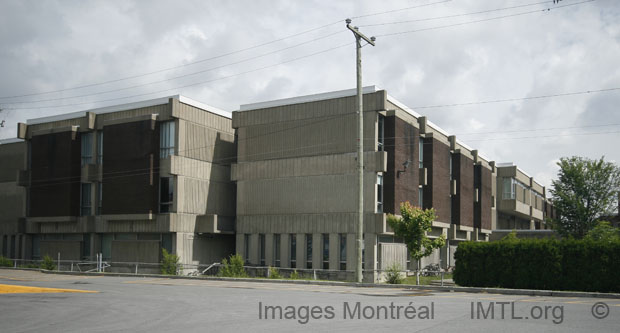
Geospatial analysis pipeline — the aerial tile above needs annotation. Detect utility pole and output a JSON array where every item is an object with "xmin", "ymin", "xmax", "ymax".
[{"xmin": 346, "ymin": 18, "xmax": 375, "ymax": 283}]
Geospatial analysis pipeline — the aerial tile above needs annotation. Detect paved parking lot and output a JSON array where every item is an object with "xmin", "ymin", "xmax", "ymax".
[{"xmin": 0, "ymin": 269, "xmax": 618, "ymax": 332}]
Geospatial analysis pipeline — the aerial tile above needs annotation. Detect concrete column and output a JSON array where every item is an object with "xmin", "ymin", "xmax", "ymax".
[
  {"xmin": 249, "ymin": 234, "xmax": 259, "ymax": 266},
  {"xmin": 364, "ymin": 233, "xmax": 377, "ymax": 283},
  {"xmin": 296, "ymin": 233, "xmax": 305, "ymax": 270},
  {"xmin": 265, "ymin": 233, "xmax": 274, "ymax": 267},
  {"xmin": 440, "ymin": 241, "xmax": 449, "ymax": 269},
  {"xmin": 530, "ymin": 220, "xmax": 536, "ymax": 230},
  {"xmin": 235, "ymin": 233, "xmax": 244, "ymax": 258},
  {"xmin": 346, "ymin": 233, "xmax": 356, "ymax": 271},
  {"xmin": 312, "ymin": 233, "xmax": 322, "ymax": 270},
  {"xmin": 280, "ymin": 234, "xmax": 290, "ymax": 269},
  {"xmin": 329, "ymin": 233, "xmax": 339, "ymax": 270}
]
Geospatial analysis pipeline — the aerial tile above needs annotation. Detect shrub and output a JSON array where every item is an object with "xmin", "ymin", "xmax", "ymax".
[
  {"xmin": 385, "ymin": 263, "xmax": 404, "ymax": 284},
  {"xmin": 454, "ymin": 238, "xmax": 620, "ymax": 293},
  {"xmin": 40, "ymin": 255, "xmax": 56, "ymax": 271},
  {"xmin": 160, "ymin": 249, "xmax": 182, "ymax": 275},
  {"xmin": 0, "ymin": 256, "xmax": 13, "ymax": 267},
  {"xmin": 218, "ymin": 254, "xmax": 247, "ymax": 278},
  {"xmin": 289, "ymin": 270, "xmax": 300, "ymax": 280},
  {"xmin": 268, "ymin": 266, "xmax": 282, "ymax": 279}
]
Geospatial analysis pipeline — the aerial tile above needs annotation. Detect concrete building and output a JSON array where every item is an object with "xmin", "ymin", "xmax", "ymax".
[
  {"xmin": 0, "ymin": 139, "xmax": 27, "ymax": 260},
  {"xmin": 4, "ymin": 96, "xmax": 236, "ymax": 269},
  {"xmin": 231, "ymin": 87, "xmax": 496, "ymax": 281},
  {"xmin": 495, "ymin": 163, "xmax": 551, "ymax": 230}
]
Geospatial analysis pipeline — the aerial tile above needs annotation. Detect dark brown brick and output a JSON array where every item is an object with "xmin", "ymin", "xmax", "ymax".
[
  {"xmin": 452, "ymin": 152, "xmax": 474, "ymax": 227},
  {"xmin": 474, "ymin": 164, "xmax": 492, "ymax": 230},
  {"xmin": 423, "ymin": 137, "xmax": 451, "ymax": 223},
  {"xmin": 384, "ymin": 116, "xmax": 419, "ymax": 214}
]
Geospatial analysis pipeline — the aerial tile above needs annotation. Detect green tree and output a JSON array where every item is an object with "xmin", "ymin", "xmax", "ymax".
[
  {"xmin": 218, "ymin": 254, "xmax": 247, "ymax": 278},
  {"xmin": 387, "ymin": 202, "xmax": 446, "ymax": 285},
  {"xmin": 550, "ymin": 156, "xmax": 620, "ymax": 238},
  {"xmin": 585, "ymin": 221, "xmax": 620, "ymax": 243},
  {"xmin": 160, "ymin": 249, "xmax": 182, "ymax": 275}
]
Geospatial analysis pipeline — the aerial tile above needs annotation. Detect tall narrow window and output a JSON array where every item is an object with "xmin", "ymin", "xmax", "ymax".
[
  {"xmin": 339, "ymin": 234, "xmax": 346, "ymax": 271},
  {"xmin": 290, "ymin": 234, "xmax": 297, "ymax": 268},
  {"xmin": 96, "ymin": 182, "xmax": 103, "ymax": 215},
  {"xmin": 159, "ymin": 177, "xmax": 174, "ymax": 213},
  {"xmin": 377, "ymin": 114, "xmax": 385, "ymax": 151},
  {"xmin": 322, "ymin": 234, "xmax": 329, "ymax": 270},
  {"xmin": 418, "ymin": 138, "xmax": 424, "ymax": 169},
  {"xmin": 306, "ymin": 234, "xmax": 312, "ymax": 269},
  {"xmin": 259, "ymin": 234, "xmax": 265, "ymax": 266},
  {"xmin": 274, "ymin": 234, "xmax": 281, "ymax": 267},
  {"xmin": 244, "ymin": 234, "xmax": 250, "ymax": 263},
  {"xmin": 160, "ymin": 121, "xmax": 175, "ymax": 158},
  {"xmin": 376, "ymin": 173, "xmax": 383, "ymax": 213},
  {"xmin": 96, "ymin": 131, "xmax": 103, "ymax": 165},
  {"xmin": 81, "ymin": 132, "xmax": 93, "ymax": 166},
  {"xmin": 418, "ymin": 186, "xmax": 423, "ymax": 208},
  {"xmin": 81, "ymin": 183, "xmax": 92, "ymax": 216}
]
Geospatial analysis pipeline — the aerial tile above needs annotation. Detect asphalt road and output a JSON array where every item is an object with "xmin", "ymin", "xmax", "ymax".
[{"xmin": 0, "ymin": 269, "xmax": 618, "ymax": 332}]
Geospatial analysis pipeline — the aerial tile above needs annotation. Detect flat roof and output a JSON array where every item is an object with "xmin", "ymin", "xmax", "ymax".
[
  {"xmin": 26, "ymin": 95, "xmax": 231, "ymax": 125},
  {"xmin": 238, "ymin": 86, "xmax": 379, "ymax": 111}
]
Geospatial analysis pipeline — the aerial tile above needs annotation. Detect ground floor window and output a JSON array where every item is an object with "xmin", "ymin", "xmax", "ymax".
[
  {"xmin": 322, "ymin": 234, "xmax": 329, "ymax": 270},
  {"xmin": 339, "ymin": 234, "xmax": 346, "ymax": 271},
  {"xmin": 259, "ymin": 234, "xmax": 265, "ymax": 266},
  {"xmin": 274, "ymin": 234, "xmax": 281, "ymax": 267},
  {"xmin": 290, "ymin": 235, "xmax": 296, "ymax": 268},
  {"xmin": 306, "ymin": 234, "xmax": 312, "ymax": 269}
]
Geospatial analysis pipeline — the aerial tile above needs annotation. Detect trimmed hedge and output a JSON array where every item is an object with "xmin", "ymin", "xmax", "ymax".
[{"xmin": 453, "ymin": 238, "xmax": 620, "ymax": 293}]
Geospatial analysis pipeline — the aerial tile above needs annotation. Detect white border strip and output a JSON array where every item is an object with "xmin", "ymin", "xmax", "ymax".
[{"xmin": 238, "ymin": 86, "xmax": 378, "ymax": 111}]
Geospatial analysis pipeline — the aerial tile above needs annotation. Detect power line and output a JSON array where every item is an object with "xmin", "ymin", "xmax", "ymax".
[
  {"xmin": 0, "ymin": 0, "xmax": 451, "ymax": 101},
  {"xmin": 375, "ymin": 0, "xmax": 595, "ymax": 37}
]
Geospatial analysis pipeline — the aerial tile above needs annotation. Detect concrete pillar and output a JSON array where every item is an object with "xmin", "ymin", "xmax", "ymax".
[
  {"xmin": 249, "ymin": 234, "xmax": 259, "ymax": 266},
  {"xmin": 364, "ymin": 233, "xmax": 377, "ymax": 283},
  {"xmin": 265, "ymin": 233, "xmax": 274, "ymax": 267},
  {"xmin": 235, "ymin": 233, "xmax": 244, "ymax": 258},
  {"xmin": 530, "ymin": 220, "xmax": 536, "ymax": 230},
  {"xmin": 346, "ymin": 233, "xmax": 356, "ymax": 271},
  {"xmin": 329, "ymin": 233, "xmax": 339, "ymax": 270},
  {"xmin": 312, "ymin": 233, "xmax": 322, "ymax": 270},
  {"xmin": 440, "ymin": 241, "xmax": 449, "ymax": 269},
  {"xmin": 296, "ymin": 233, "xmax": 305, "ymax": 270},
  {"xmin": 280, "ymin": 234, "xmax": 290, "ymax": 269}
]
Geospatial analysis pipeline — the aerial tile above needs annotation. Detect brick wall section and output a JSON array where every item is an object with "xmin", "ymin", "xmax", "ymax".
[
  {"xmin": 452, "ymin": 152, "xmax": 474, "ymax": 227},
  {"xmin": 474, "ymin": 164, "xmax": 492, "ymax": 230},
  {"xmin": 423, "ymin": 137, "xmax": 451, "ymax": 223},
  {"xmin": 384, "ymin": 116, "xmax": 419, "ymax": 214},
  {"xmin": 29, "ymin": 131, "xmax": 81, "ymax": 217},
  {"xmin": 102, "ymin": 120, "xmax": 159, "ymax": 214}
]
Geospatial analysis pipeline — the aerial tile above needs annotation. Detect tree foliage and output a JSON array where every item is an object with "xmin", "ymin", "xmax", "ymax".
[
  {"xmin": 585, "ymin": 221, "xmax": 620, "ymax": 243},
  {"xmin": 160, "ymin": 249, "xmax": 182, "ymax": 275},
  {"xmin": 550, "ymin": 156, "xmax": 620, "ymax": 238},
  {"xmin": 387, "ymin": 202, "xmax": 446, "ymax": 262}
]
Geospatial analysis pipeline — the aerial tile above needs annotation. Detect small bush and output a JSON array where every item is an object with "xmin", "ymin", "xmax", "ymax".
[
  {"xmin": 40, "ymin": 255, "xmax": 56, "ymax": 270},
  {"xmin": 0, "ymin": 256, "xmax": 13, "ymax": 267},
  {"xmin": 268, "ymin": 266, "xmax": 282, "ymax": 279},
  {"xmin": 385, "ymin": 263, "xmax": 404, "ymax": 284},
  {"xmin": 161, "ymin": 249, "xmax": 182, "ymax": 275},
  {"xmin": 218, "ymin": 254, "xmax": 247, "ymax": 278},
  {"xmin": 289, "ymin": 270, "xmax": 300, "ymax": 280}
]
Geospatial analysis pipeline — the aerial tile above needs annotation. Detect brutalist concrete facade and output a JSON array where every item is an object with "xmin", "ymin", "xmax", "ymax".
[{"xmin": 2, "ymin": 96, "xmax": 236, "ymax": 269}]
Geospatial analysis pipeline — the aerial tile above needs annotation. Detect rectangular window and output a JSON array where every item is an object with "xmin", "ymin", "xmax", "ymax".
[
  {"xmin": 159, "ymin": 177, "xmax": 174, "ymax": 213},
  {"xmin": 274, "ymin": 234, "xmax": 281, "ymax": 267},
  {"xmin": 101, "ymin": 234, "xmax": 112, "ymax": 260},
  {"xmin": 339, "ymin": 234, "xmax": 346, "ymax": 271},
  {"xmin": 418, "ymin": 186, "xmax": 423, "ymax": 208},
  {"xmin": 322, "ymin": 234, "xmax": 329, "ymax": 270},
  {"xmin": 378, "ymin": 115, "xmax": 385, "ymax": 151},
  {"xmin": 259, "ymin": 234, "xmax": 265, "ymax": 266},
  {"xmin": 306, "ymin": 234, "xmax": 312, "ymax": 269},
  {"xmin": 81, "ymin": 132, "xmax": 93, "ymax": 166},
  {"xmin": 162, "ymin": 233, "xmax": 173, "ymax": 254},
  {"xmin": 418, "ymin": 138, "xmax": 424, "ymax": 169},
  {"xmin": 290, "ymin": 234, "xmax": 296, "ymax": 269},
  {"xmin": 376, "ymin": 173, "xmax": 383, "ymax": 213},
  {"xmin": 96, "ymin": 131, "xmax": 103, "ymax": 165},
  {"xmin": 96, "ymin": 182, "xmax": 102, "ymax": 215},
  {"xmin": 244, "ymin": 234, "xmax": 250, "ymax": 263},
  {"xmin": 80, "ymin": 183, "xmax": 92, "ymax": 216},
  {"xmin": 160, "ymin": 121, "xmax": 175, "ymax": 159},
  {"xmin": 31, "ymin": 234, "xmax": 40, "ymax": 259},
  {"xmin": 503, "ymin": 178, "xmax": 516, "ymax": 200}
]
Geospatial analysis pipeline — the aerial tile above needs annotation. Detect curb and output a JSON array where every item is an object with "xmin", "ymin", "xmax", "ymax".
[{"xmin": 3, "ymin": 267, "xmax": 619, "ymax": 299}]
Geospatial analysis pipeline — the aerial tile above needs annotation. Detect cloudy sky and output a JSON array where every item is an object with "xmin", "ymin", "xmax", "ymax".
[{"xmin": 1, "ymin": 0, "xmax": 618, "ymax": 190}]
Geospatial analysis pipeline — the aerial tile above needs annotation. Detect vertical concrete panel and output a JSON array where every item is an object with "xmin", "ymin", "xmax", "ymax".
[
  {"xmin": 364, "ymin": 233, "xmax": 377, "ymax": 272},
  {"xmin": 329, "ymin": 233, "xmax": 339, "ymax": 270},
  {"xmin": 235, "ymin": 233, "xmax": 244, "ymax": 257},
  {"xmin": 296, "ymin": 233, "xmax": 305, "ymax": 269},
  {"xmin": 346, "ymin": 233, "xmax": 356, "ymax": 271},
  {"xmin": 265, "ymin": 233, "xmax": 274, "ymax": 267},
  {"xmin": 280, "ymin": 233, "xmax": 290, "ymax": 268},
  {"xmin": 249, "ymin": 233, "xmax": 259, "ymax": 266},
  {"xmin": 312, "ymin": 233, "xmax": 322, "ymax": 270}
]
